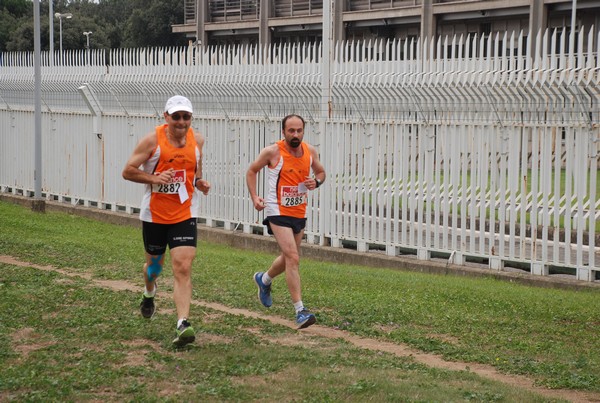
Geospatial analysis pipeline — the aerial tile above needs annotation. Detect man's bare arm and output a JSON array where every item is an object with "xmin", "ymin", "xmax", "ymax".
[
  {"xmin": 194, "ymin": 132, "xmax": 210, "ymax": 195},
  {"xmin": 122, "ymin": 133, "xmax": 174, "ymax": 185},
  {"xmin": 301, "ymin": 144, "xmax": 326, "ymax": 190},
  {"xmin": 246, "ymin": 145, "xmax": 277, "ymax": 210}
]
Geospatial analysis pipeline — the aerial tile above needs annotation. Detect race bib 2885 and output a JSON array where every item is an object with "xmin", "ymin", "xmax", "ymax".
[{"xmin": 280, "ymin": 185, "xmax": 307, "ymax": 207}]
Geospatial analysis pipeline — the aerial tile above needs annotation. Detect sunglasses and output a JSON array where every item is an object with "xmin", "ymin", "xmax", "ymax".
[{"xmin": 170, "ymin": 112, "xmax": 192, "ymax": 121}]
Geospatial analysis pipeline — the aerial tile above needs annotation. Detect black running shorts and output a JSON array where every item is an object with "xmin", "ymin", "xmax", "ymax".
[
  {"xmin": 262, "ymin": 216, "xmax": 307, "ymax": 235},
  {"xmin": 142, "ymin": 218, "xmax": 197, "ymax": 255}
]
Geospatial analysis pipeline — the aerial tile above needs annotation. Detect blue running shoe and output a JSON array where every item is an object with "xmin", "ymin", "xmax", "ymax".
[
  {"xmin": 296, "ymin": 309, "xmax": 316, "ymax": 329},
  {"xmin": 253, "ymin": 272, "xmax": 272, "ymax": 307}
]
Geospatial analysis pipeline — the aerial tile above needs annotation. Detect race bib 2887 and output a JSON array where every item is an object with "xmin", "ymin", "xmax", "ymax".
[{"xmin": 152, "ymin": 170, "xmax": 186, "ymax": 194}]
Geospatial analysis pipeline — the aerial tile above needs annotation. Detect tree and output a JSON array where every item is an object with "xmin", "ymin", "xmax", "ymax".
[
  {"xmin": 0, "ymin": 0, "xmax": 31, "ymax": 51},
  {"xmin": 0, "ymin": 10, "xmax": 19, "ymax": 51},
  {"xmin": 1, "ymin": 0, "xmax": 188, "ymax": 51},
  {"xmin": 123, "ymin": 0, "xmax": 185, "ymax": 48},
  {"xmin": 96, "ymin": 0, "xmax": 134, "ymax": 48},
  {"xmin": 2, "ymin": 0, "xmax": 30, "ymax": 16}
]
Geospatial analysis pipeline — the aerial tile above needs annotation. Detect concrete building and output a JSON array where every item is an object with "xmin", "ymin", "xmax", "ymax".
[{"xmin": 173, "ymin": 0, "xmax": 600, "ymax": 49}]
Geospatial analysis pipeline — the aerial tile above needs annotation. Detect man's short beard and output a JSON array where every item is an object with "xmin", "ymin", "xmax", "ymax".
[{"xmin": 289, "ymin": 139, "xmax": 301, "ymax": 148}]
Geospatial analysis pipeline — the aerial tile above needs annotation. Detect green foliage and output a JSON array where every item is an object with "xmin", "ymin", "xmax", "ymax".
[
  {"xmin": 123, "ymin": 0, "xmax": 185, "ymax": 48},
  {"xmin": 1, "ymin": 0, "xmax": 30, "ymax": 16},
  {"xmin": 1, "ymin": 0, "xmax": 187, "ymax": 51},
  {"xmin": 0, "ymin": 9, "xmax": 20, "ymax": 51},
  {"xmin": 0, "ymin": 0, "xmax": 29, "ymax": 51}
]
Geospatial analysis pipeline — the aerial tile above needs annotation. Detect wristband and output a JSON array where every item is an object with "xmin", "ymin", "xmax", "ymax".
[
  {"xmin": 195, "ymin": 178, "xmax": 202, "ymax": 187},
  {"xmin": 315, "ymin": 178, "xmax": 322, "ymax": 188}
]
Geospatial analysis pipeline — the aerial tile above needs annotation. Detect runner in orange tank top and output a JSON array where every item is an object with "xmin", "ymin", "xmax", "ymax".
[
  {"xmin": 122, "ymin": 95, "xmax": 211, "ymax": 347},
  {"xmin": 246, "ymin": 114, "xmax": 326, "ymax": 329}
]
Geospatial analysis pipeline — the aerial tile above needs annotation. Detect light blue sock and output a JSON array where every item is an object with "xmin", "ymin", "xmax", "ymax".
[{"xmin": 293, "ymin": 301, "xmax": 304, "ymax": 313}]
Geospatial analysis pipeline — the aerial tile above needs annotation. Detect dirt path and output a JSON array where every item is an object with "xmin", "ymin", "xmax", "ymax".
[{"xmin": 2, "ymin": 255, "xmax": 598, "ymax": 403}]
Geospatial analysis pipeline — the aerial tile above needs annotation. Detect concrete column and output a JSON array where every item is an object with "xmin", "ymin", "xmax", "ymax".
[
  {"xmin": 196, "ymin": 0, "xmax": 208, "ymax": 47},
  {"xmin": 333, "ymin": 0, "xmax": 345, "ymax": 43},
  {"xmin": 420, "ymin": 0, "xmax": 435, "ymax": 43},
  {"xmin": 259, "ymin": 0, "xmax": 272, "ymax": 46},
  {"xmin": 529, "ymin": 0, "xmax": 547, "ymax": 57}
]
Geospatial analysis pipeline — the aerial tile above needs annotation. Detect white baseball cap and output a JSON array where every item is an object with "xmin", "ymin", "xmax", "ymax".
[{"xmin": 164, "ymin": 95, "xmax": 193, "ymax": 115}]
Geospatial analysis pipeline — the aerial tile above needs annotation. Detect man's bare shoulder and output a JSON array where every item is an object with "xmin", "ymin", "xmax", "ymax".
[
  {"xmin": 258, "ymin": 143, "xmax": 281, "ymax": 168},
  {"xmin": 263, "ymin": 142, "xmax": 280, "ymax": 155},
  {"xmin": 304, "ymin": 142, "xmax": 317, "ymax": 152},
  {"xmin": 138, "ymin": 131, "xmax": 158, "ymax": 149},
  {"xmin": 193, "ymin": 130, "xmax": 205, "ymax": 146}
]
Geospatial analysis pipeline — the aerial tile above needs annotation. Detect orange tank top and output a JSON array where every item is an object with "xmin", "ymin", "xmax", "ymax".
[
  {"xmin": 139, "ymin": 125, "xmax": 200, "ymax": 224},
  {"xmin": 264, "ymin": 140, "xmax": 312, "ymax": 218}
]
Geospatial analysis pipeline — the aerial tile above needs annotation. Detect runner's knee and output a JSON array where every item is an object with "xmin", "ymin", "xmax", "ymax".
[{"xmin": 283, "ymin": 251, "xmax": 300, "ymax": 266}]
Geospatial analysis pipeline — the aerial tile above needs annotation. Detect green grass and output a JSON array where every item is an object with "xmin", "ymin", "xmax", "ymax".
[
  {"xmin": 0, "ymin": 262, "xmax": 551, "ymax": 402},
  {"xmin": 0, "ymin": 200, "xmax": 599, "ymax": 401}
]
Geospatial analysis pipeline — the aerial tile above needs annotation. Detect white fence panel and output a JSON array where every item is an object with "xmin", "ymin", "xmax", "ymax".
[{"xmin": 1, "ymin": 29, "xmax": 598, "ymax": 282}]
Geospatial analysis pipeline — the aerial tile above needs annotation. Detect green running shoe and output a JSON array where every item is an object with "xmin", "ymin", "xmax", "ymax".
[{"xmin": 172, "ymin": 320, "xmax": 195, "ymax": 347}]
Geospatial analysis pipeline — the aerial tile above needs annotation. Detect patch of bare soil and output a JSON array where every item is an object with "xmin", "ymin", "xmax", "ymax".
[
  {"xmin": 115, "ymin": 340, "xmax": 165, "ymax": 369},
  {"xmin": 2, "ymin": 255, "xmax": 599, "ymax": 403},
  {"xmin": 12, "ymin": 327, "xmax": 57, "ymax": 359}
]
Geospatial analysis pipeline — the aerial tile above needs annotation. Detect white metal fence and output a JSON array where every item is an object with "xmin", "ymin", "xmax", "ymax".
[{"xmin": 1, "ymin": 28, "xmax": 598, "ymax": 281}]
